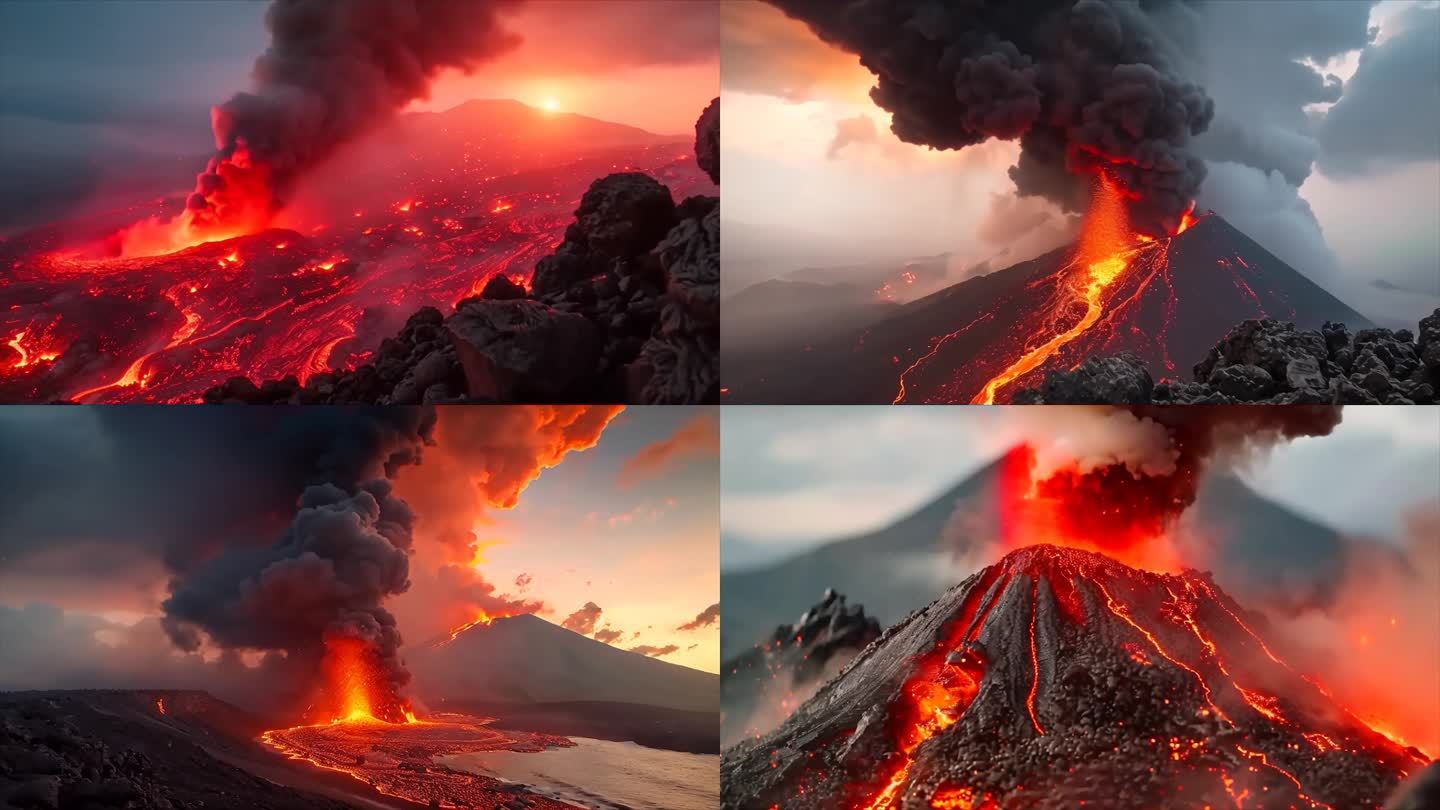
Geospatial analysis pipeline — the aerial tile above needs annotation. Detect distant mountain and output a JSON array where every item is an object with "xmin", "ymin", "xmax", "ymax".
[
  {"xmin": 409, "ymin": 614, "xmax": 718, "ymax": 714},
  {"xmin": 392, "ymin": 98, "xmax": 682, "ymax": 152},
  {"xmin": 720, "ymin": 456, "xmax": 1352, "ymax": 660},
  {"xmin": 724, "ymin": 214, "xmax": 1374, "ymax": 403}
]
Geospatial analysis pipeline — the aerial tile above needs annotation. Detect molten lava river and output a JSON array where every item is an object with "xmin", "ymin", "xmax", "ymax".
[
  {"xmin": 261, "ymin": 713, "xmax": 581, "ymax": 810},
  {"xmin": 0, "ymin": 143, "xmax": 708, "ymax": 403}
]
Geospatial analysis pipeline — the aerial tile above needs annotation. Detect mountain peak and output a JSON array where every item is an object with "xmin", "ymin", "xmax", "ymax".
[{"xmin": 722, "ymin": 544, "xmax": 1423, "ymax": 809}]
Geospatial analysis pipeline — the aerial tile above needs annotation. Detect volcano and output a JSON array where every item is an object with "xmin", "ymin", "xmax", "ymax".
[
  {"xmin": 721, "ymin": 545, "xmax": 1428, "ymax": 810},
  {"xmin": 0, "ymin": 100, "xmax": 713, "ymax": 403},
  {"xmin": 720, "ymin": 214, "xmax": 1371, "ymax": 404}
]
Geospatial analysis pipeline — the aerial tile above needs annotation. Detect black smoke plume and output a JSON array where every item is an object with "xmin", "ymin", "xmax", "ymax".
[
  {"xmin": 187, "ymin": 0, "xmax": 524, "ymax": 232},
  {"xmin": 157, "ymin": 408, "xmax": 434, "ymax": 721},
  {"xmin": 766, "ymin": 0, "xmax": 1215, "ymax": 236}
]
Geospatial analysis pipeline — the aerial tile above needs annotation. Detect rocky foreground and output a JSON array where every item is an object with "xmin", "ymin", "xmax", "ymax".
[
  {"xmin": 1015, "ymin": 308, "xmax": 1440, "ymax": 404},
  {"xmin": 0, "ymin": 690, "xmax": 358, "ymax": 810},
  {"xmin": 205, "ymin": 98, "xmax": 719, "ymax": 405}
]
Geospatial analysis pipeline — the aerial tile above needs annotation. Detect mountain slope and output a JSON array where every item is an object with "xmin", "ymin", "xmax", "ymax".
[
  {"xmin": 408, "ymin": 614, "xmax": 718, "ymax": 713},
  {"xmin": 723, "ymin": 214, "xmax": 1372, "ymax": 403},
  {"xmin": 720, "ymin": 458, "xmax": 1350, "ymax": 660},
  {"xmin": 721, "ymin": 545, "xmax": 1422, "ymax": 809}
]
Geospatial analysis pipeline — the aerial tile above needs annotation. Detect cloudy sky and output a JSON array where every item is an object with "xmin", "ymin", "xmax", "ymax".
[
  {"xmin": 0, "ymin": 0, "xmax": 718, "ymax": 230},
  {"xmin": 721, "ymin": 405, "xmax": 1440, "ymax": 558},
  {"xmin": 722, "ymin": 0, "xmax": 1440, "ymax": 324},
  {"xmin": 0, "ymin": 406, "xmax": 720, "ymax": 691}
]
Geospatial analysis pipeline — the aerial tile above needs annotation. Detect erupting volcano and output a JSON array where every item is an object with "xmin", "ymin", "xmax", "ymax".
[
  {"xmin": 0, "ymin": 102, "xmax": 708, "ymax": 403},
  {"xmin": 721, "ymin": 545, "xmax": 1429, "ymax": 810},
  {"xmin": 721, "ymin": 198, "xmax": 1369, "ymax": 405}
]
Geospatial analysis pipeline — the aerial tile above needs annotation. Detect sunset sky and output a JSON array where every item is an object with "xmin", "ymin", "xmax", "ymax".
[
  {"xmin": 0, "ymin": 406, "xmax": 720, "ymax": 693},
  {"xmin": 722, "ymin": 0, "xmax": 1440, "ymax": 324}
]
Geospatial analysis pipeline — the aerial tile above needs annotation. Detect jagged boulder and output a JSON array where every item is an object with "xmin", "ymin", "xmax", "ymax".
[
  {"xmin": 695, "ymin": 96, "xmax": 719, "ymax": 185},
  {"xmin": 1011, "ymin": 354, "xmax": 1154, "ymax": 404},
  {"xmin": 1015, "ymin": 308, "xmax": 1440, "ymax": 404},
  {"xmin": 446, "ymin": 299, "xmax": 599, "ymax": 401}
]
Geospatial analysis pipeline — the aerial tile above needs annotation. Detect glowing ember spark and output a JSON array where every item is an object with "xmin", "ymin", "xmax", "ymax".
[
  {"xmin": 155, "ymin": 698, "xmax": 166, "ymax": 715},
  {"xmin": 491, "ymin": 200, "xmax": 514, "ymax": 214}
]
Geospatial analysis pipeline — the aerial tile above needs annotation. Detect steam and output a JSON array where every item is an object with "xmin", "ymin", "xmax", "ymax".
[
  {"xmin": 185, "ymin": 0, "xmax": 524, "ymax": 235},
  {"xmin": 767, "ymin": 0, "xmax": 1214, "ymax": 235},
  {"xmin": 1024, "ymin": 404, "xmax": 1344, "ymax": 533}
]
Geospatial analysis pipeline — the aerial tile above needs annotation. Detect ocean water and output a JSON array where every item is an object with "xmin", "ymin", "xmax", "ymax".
[{"xmin": 441, "ymin": 736, "xmax": 719, "ymax": 810}]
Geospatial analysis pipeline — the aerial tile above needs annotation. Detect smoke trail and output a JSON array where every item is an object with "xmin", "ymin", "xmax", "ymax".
[{"xmin": 766, "ymin": 0, "xmax": 1214, "ymax": 235}]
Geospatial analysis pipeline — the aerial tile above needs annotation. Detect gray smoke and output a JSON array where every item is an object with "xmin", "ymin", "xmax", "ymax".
[
  {"xmin": 766, "ymin": 0, "xmax": 1214, "ymax": 236},
  {"xmin": 187, "ymin": 0, "xmax": 524, "ymax": 230}
]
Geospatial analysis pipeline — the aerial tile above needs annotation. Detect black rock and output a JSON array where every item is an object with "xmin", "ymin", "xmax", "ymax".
[{"xmin": 695, "ymin": 97, "xmax": 720, "ymax": 185}]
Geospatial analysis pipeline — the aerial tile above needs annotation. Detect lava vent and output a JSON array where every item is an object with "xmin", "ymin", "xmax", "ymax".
[{"xmin": 720, "ymin": 545, "xmax": 1427, "ymax": 810}]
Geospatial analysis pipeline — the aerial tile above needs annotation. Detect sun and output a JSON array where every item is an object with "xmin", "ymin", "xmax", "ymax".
[{"xmin": 540, "ymin": 97, "xmax": 560, "ymax": 113}]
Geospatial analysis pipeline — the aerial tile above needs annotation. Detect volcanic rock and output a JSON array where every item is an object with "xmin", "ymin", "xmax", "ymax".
[
  {"xmin": 1014, "ymin": 309, "xmax": 1440, "ymax": 404},
  {"xmin": 722, "ymin": 590, "xmax": 882, "ymax": 747},
  {"xmin": 480, "ymin": 274, "xmax": 528, "ymax": 301},
  {"xmin": 446, "ymin": 298, "xmax": 600, "ymax": 401},
  {"xmin": 0, "ymin": 691, "xmax": 353, "ymax": 810},
  {"xmin": 1011, "ymin": 353, "xmax": 1153, "ymax": 404},
  {"xmin": 721, "ymin": 545, "xmax": 1422, "ymax": 810},
  {"xmin": 695, "ymin": 97, "xmax": 720, "ymax": 185},
  {"xmin": 202, "ymin": 100, "xmax": 721, "ymax": 405}
]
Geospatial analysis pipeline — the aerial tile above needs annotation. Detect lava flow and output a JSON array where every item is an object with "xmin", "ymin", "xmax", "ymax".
[
  {"xmin": 0, "ymin": 110, "xmax": 711, "ymax": 403},
  {"xmin": 969, "ymin": 179, "xmax": 1193, "ymax": 405},
  {"xmin": 733, "ymin": 546, "xmax": 1427, "ymax": 810},
  {"xmin": 259, "ymin": 633, "xmax": 580, "ymax": 809}
]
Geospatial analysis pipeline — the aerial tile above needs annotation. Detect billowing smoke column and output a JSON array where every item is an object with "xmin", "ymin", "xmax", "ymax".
[
  {"xmin": 1003, "ymin": 405, "xmax": 1342, "ymax": 566},
  {"xmin": 767, "ymin": 0, "xmax": 1214, "ymax": 236},
  {"xmin": 160, "ymin": 409, "xmax": 435, "ymax": 723},
  {"xmin": 158, "ymin": 0, "xmax": 525, "ymax": 250}
]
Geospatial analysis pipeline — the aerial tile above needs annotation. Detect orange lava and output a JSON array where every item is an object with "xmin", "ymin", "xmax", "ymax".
[
  {"xmin": 260, "ymin": 712, "xmax": 579, "ymax": 810},
  {"xmin": 971, "ymin": 176, "xmax": 1140, "ymax": 404},
  {"xmin": 318, "ymin": 636, "xmax": 412, "ymax": 725},
  {"xmin": 438, "ymin": 609, "xmax": 504, "ymax": 646},
  {"xmin": 155, "ymin": 698, "xmax": 166, "ymax": 715}
]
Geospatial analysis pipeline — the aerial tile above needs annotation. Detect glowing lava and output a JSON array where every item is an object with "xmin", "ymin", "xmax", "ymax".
[
  {"xmin": 971, "ymin": 176, "xmax": 1157, "ymax": 404},
  {"xmin": 0, "ymin": 139, "xmax": 709, "ymax": 403},
  {"xmin": 319, "ymin": 636, "xmax": 411, "ymax": 725}
]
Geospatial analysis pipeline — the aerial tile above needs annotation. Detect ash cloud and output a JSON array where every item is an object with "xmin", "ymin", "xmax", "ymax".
[
  {"xmin": 187, "ymin": 0, "xmax": 524, "ymax": 231},
  {"xmin": 629, "ymin": 643, "xmax": 680, "ymax": 659},
  {"xmin": 767, "ymin": 0, "xmax": 1215, "ymax": 235},
  {"xmin": 1316, "ymin": 5, "xmax": 1440, "ymax": 178},
  {"xmin": 514, "ymin": 572, "xmax": 533, "ymax": 591},
  {"xmin": 677, "ymin": 602, "xmax": 720, "ymax": 632},
  {"xmin": 593, "ymin": 626, "xmax": 624, "ymax": 645},
  {"xmin": 561, "ymin": 601, "xmax": 604, "ymax": 636},
  {"xmin": 618, "ymin": 410, "xmax": 718, "ymax": 487}
]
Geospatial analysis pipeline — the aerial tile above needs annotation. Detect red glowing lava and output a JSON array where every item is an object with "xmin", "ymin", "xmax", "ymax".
[
  {"xmin": 260, "ymin": 712, "xmax": 579, "ymax": 809},
  {"xmin": 970, "ymin": 176, "xmax": 1178, "ymax": 404},
  {"xmin": 319, "ymin": 636, "xmax": 411, "ymax": 725},
  {"xmin": 842, "ymin": 546, "xmax": 1424, "ymax": 809},
  {"xmin": 992, "ymin": 445, "xmax": 1188, "ymax": 573},
  {"xmin": 117, "ymin": 144, "xmax": 275, "ymax": 259},
  {"xmin": 0, "ymin": 132, "xmax": 710, "ymax": 403}
]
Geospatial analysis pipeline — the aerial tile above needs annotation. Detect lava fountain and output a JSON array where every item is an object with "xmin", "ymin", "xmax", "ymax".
[{"xmin": 970, "ymin": 177, "xmax": 1192, "ymax": 405}]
